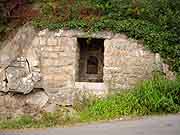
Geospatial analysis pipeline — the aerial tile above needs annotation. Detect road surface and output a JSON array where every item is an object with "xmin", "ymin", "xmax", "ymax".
[{"xmin": 0, "ymin": 114, "xmax": 180, "ymax": 135}]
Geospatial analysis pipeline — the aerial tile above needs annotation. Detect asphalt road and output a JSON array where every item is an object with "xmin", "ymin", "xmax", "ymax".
[{"xmin": 0, "ymin": 114, "xmax": 180, "ymax": 135}]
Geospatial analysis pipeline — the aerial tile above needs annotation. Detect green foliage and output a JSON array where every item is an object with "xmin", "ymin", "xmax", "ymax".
[
  {"xmin": 33, "ymin": 17, "xmax": 180, "ymax": 71},
  {"xmin": 0, "ymin": 116, "xmax": 34, "ymax": 129},
  {"xmin": 1, "ymin": 0, "xmax": 180, "ymax": 72},
  {"xmin": 41, "ymin": 2, "xmax": 54, "ymax": 17},
  {"xmin": 0, "ymin": 76, "xmax": 180, "ymax": 129},
  {"xmin": 138, "ymin": 0, "xmax": 180, "ymax": 34},
  {"xmin": 0, "ymin": 107, "xmax": 75, "ymax": 129},
  {"xmin": 31, "ymin": 0, "xmax": 180, "ymax": 73},
  {"xmin": 73, "ymin": 92, "xmax": 98, "ymax": 112},
  {"xmin": 80, "ymin": 76, "xmax": 180, "ymax": 121}
]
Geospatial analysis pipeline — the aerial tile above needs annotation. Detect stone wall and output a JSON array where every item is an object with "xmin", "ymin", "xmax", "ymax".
[
  {"xmin": 0, "ymin": 25, "xmax": 40, "ymax": 94},
  {"xmin": 104, "ymin": 35, "xmax": 156, "ymax": 90},
  {"xmin": 0, "ymin": 25, "xmax": 36, "ymax": 69},
  {"xmin": 40, "ymin": 34, "xmax": 77, "ymax": 94},
  {"xmin": 0, "ymin": 27, "xmax": 176, "ymax": 106}
]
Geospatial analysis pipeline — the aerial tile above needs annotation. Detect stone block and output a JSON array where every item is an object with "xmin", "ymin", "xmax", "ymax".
[
  {"xmin": 41, "ymin": 58, "xmax": 73, "ymax": 67},
  {"xmin": 0, "ymin": 81, "xmax": 8, "ymax": 92},
  {"xmin": 54, "ymin": 29, "xmax": 64, "ymax": 37},
  {"xmin": 25, "ymin": 48, "xmax": 40, "ymax": 68},
  {"xmin": 112, "ymin": 34, "xmax": 128, "ymax": 39},
  {"xmin": 6, "ymin": 65, "xmax": 39, "ymax": 94},
  {"xmin": 47, "ymin": 37, "xmax": 57, "ymax": 46},
  {"xmin": 26, "ymin": 91, "xmax": 49, "ymax": 108},
  {"xmin": 32, "ymin": 72, "xmax": 41, "ymax": 82},
  {"xmin": 41, "ymin": 66, "xmax": 73, "ymax": 74},
  {"xmin": 91, "ymin": 31, "xmax": 114, "ymax": 39},
  {"xmin": 7, "ymin": 79, "xmax": 21, "ymax": 90},
  {"xmin": 0, "ymin": 54, "xmax": 11, "ymax": 67},
  {"xmin": 9, "ymin": 60, "xmax": 27, "ymax": 68},
  {"xmin": 58, "ymin": 37, "xmax": 77, "ymax": 53},
  {"xmin": 104, "ymin": 57, "xmax": 128, "ymax": 67},
  {"xmin": 38, "ymin": 29, "xmax": 48, "ymax": 36},
  {"xmin": 41, "ymin": 46, "xmax": 64, "ymax": 52},
  {"xmin": 75, "ymin": 82, "xmax": 108, "ymax": 96},
  {"xmin": 48, "ymin": 88, "xmax": 75, "ymax": 106},
  {"xmin": 61, "ymin": 30, "xmax": 82, "ymax": 37},
  {"xmin": 32, "ymin": 37, "xmax": 40, "ymax": 47},
  {"xmin": 15, "ymin": 78, "xmax": 34, "ymax": 94},
  {"xmin": 40, "ymin": 37, "xmax": 47, "ymax": 45},
  {"xmin": 6, "ymin": 67, "xmax": 27, "ymax": 82},
  {"xmin": 45, "ymin": 81, "xmax": 68, "ymax": 89},
  {"xmin": 41, "ymin": 51, "xmax": 59, "ymax": 58},
  {"xmin": 44, "ymin": 103, "xmax": 57, "ymax": 113},
  {"xmin": 43, "ymin": 73, "xmax": 72, "ymax": 82},
  {"xmin": 0, "ymin": 69, "xmax": 6, "ymax": 81},
  {"xmin": 105, "ymin": 50, "xmax": 129, "ymax": 57}
]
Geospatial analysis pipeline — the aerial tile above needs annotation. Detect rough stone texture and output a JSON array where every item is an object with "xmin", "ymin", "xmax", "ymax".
[
  {"xmin": 4, "ymin": 57, "xmax": 41, "ymax": 94},
  {"xmin": 75, "ymin": 82, "xmax": 108, "ymax": 96},
  {"xmin": 0, "ymin": 81, "xmax": 7, "ymax": 92},
  {"xmin": 0, "ymin": 91, "xmax": 48, "ymax": 119},
  {"xmin": 0, "ymin": 25, "xmax": 36, "ymax": 69},
  {"xmin": 0, "ymin": 68, "xmax": 6, "ymax": 81},
  {"xmin": 0, "ymin": 28, "xmax": 176, "ymax": 106},
  {"xmin": 0, "ymin": 25, "xmax": 41, "ymax": 94},
  {"xmin": 26, "ymin": 91, "xmax": 49, "ymax": 108},
  {"xmin": 43, "ymin": 103, "xmax": 57, "ymax": 113},
  {"xmin": 48, "ymin": 88, "xmax": 76, "ymax": 106},
  {"xmin": 41, "ymin": 36, "xmax": 77, "ymax": 93},
  {"xmin": 104, "ymin": 36, "xmax": 157, "ymax": 89}
]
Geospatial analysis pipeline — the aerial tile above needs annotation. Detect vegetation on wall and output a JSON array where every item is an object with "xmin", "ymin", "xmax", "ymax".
[{"xmin": 0, "ymin": 0, "xmax": 180, "ymax": 71}]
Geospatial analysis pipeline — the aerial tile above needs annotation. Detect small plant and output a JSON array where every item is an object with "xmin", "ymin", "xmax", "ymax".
[
  {"xmin": 73, "ymin": 91, "xmax": 98, "ymax": 112},
  {"xmin": 0, "ymin": 116, "xmax": 34, "ymax": 129}
]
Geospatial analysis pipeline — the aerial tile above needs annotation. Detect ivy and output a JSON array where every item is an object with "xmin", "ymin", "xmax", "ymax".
[
  {"xmin": 32, "ymin": 17, "xmax": 180, "ymax": 72},
  {"xmin": 2, "ymin": 0, "xmax": 180, "ymax": 73}
]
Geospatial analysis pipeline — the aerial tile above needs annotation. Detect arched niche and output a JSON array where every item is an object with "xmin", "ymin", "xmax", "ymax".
[{"xmin": 87, "ymin": 56, "xmax": 98, "ymax": 74}]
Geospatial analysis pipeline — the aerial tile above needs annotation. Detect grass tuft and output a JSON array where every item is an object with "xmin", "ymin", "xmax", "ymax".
[{"xmin": 79, "ymin": 76, "xmax": 180, "ymax": 121}]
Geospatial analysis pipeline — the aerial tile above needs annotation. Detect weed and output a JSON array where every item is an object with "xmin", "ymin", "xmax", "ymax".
[
  {"xmin": 0, "ymin": 76, "xmax": 179, "ymax": 129},
  {"xmin": 79, "ymin": 76, "xmax": 180, "ymax": 121}
]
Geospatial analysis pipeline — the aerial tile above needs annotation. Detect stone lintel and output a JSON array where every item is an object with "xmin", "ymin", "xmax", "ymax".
[{"xmin": 42, "ymin": 29, "xmax": 115, "ymax": 39}]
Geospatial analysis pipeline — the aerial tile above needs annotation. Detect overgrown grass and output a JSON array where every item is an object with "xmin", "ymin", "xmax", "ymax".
[
  {"xmin": 0, "ymin": 107, "xmax": 78, "ymax": 129},
  {"xmin": 79, "ymin": 76, "xmax": 180, "ymax": 121},
  {"xmin": 0, "ymin": 75, "xmax": 179, "ymax": 129}
]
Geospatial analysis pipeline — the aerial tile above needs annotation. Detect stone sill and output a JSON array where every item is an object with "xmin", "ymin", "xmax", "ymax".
[{"xmin": 75, "ymin": 82, "xmax": 108, "ymax": 96}]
